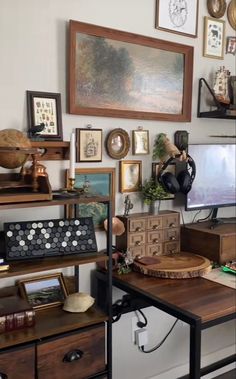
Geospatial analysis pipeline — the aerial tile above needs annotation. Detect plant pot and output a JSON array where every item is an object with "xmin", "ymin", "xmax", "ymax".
[{"xmin": 149, "ymin": 200, "xmax": 161, "ymax": 215}]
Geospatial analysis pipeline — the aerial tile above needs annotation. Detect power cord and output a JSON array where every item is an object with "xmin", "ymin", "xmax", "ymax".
[
  {"xmin": 135, "ymin": 309, "xmax": 148, "ymax": 328},
  {"xmin": 138, "ymin": 319, "xmax": 178, "ymax": 354}
]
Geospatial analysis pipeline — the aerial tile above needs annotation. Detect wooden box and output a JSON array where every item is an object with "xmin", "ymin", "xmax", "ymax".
[{"xmin": 181, "ymin": 221, "xmax": 236, "ymax": 264}]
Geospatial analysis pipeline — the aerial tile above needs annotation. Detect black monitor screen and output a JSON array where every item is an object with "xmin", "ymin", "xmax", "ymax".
[{"xmin": 186, "ymin": 144, "xmax": 236, "ymax": 211}]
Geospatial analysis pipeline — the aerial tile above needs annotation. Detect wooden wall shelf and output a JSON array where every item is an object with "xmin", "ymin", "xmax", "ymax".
[{"xmin": 31, "ymin": 141, "xmax": 70, "ymax": 161}]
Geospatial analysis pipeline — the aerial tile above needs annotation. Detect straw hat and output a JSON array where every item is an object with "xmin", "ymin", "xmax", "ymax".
[{"xmin": 63, "ymin": 292, "xmax": 95, "ymax": 313}]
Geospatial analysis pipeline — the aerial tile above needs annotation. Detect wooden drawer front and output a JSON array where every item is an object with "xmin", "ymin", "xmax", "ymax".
[
  {"xmin": 162, "ymin": 214, "xmax": 179, "ymax": 229},
  {"xmin": 221, "ymin": 235, "xmax": 236, "ymax": 263},
  {"xmin": 147, "ymin": 217, "xmax": 162, "ymax": 230},
  {"xmin": 128, "ymin": 232, "xmax": 146, "ymax": 247},
  {"xmin": 0, "ymin": 345, "xmax": 35, "ymax": 379},
  {"xmin": 163, "ymin": 241, "xmax": 180, "ymax": 255},
  {"xmin": 146, "ymin": 244, "xmax": 162, "ymax": 256},
  {"xmin": 163, "ymin": 228, "xmax": 179, "ymax": 242},
  {"xmin": 37, "ymin": 325, "xmax": 105, "ymax": 379},
  {"xmin": 129, "ymin": 218, "xmax": 146, "ymax": 232},
  {"xmin": 129, "ymin": 245, "xmax": 146, "ymax": 258},
  {"xmin": 147, "ymin": 230, "xmax": 163, "ymax": 244}
]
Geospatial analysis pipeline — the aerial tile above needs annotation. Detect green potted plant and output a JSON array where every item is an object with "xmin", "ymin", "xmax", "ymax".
[{"xmin": 141, "ymin": 177, "xmax": 168, "ymax": 214}]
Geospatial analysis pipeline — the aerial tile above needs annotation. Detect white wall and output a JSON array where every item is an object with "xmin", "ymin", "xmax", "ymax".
[{"xmin": 0, "ymin": 1, "xmax": 235, "ymax": 378}]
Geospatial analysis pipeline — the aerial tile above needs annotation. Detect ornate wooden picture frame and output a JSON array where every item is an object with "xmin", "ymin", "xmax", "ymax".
[
  {"xmin": 105, "ymin": 128, "xmax": 130, "ymax": 159},
  {"xmin": 119, "ymin": 160, "xmax": 142, "ymax": 193},
  {"xmin": 69, "ymin": 20, "xmax": 193, "ymax": 122},
  {"xmin": 18, "ymin": 273, "xmax": 68, "ymax": 310}
]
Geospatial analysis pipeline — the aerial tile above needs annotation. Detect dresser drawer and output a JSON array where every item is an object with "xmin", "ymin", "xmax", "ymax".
[
  {"xmin": 129, "ymin": 218, "xmax": 146, "ymax": 232},
  {"xmin": 146, "ymin": 243, "xmax": 163, "ymax": 256},
  {"xmin": 147, "ymin": 217, "xmax": 162, "ymax": 230},
  {"xmin": 147, "ymin": 230, "xmax": 163, "ymax": 244},
  {"xmin": 162, "ymin": 214, "xmax": 179, "ymax": 229},
  {"xmin": 163, "ymin": 228, "xmax": 180, "ymax": 242},
  {"xmin": 0, "ymin": 345, "xmax": 35, "ymax": 379},
  {"xmin": 37, "ymin": 324, "xmax": 105, "ymax": 379},
  {"xmin": 129, "ymin": 245, "xmax": 146, "ymax": 258},
  {"xmin": 128, "ymin": 232, "xmax": 146, "ymax": 247}
]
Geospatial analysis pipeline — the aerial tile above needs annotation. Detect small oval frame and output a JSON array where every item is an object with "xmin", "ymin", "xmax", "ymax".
[{"xmin": 207, "ymin": 0, "xmax": 226, "ymax": 18}]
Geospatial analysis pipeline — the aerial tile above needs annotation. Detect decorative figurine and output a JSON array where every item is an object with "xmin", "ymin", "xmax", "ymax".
[
  {"xmin": 213, "ymin": 66, "xmax": 231, "ymax": 105},
  {"xmin": 123, "ymin": 195, "xmax": 133, "ymax": 216}
]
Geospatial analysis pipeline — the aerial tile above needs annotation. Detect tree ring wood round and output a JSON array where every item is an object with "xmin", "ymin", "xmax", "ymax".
[
  {"xmin": 207, "ymin": 0, "xmax": 226, "ymax": 18},
  {"xmin": 133, "ymin": 252, "xmax": 212, "ymax": 279}
]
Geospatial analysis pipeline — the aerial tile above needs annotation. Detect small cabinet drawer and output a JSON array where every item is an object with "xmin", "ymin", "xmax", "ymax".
[
  {"xmin": 129, "ymin": 218, "xmax": 146, "ymax": 232},
  {"xmin": 162, "ymin": 214, "xmax": 179, "ymax": 229},
  {"xmin": 146, "ymin": 244, "xmax": 162, "ymax": 256},
  {"xmin": 147, "ymin": 217, "xmax": 162, "ymax": 230},
  {"xmin": 163, "ymin": 228, "xmax": 179, "ymax": 242},
  {"xmin": 147, "ymin": 230, "xmax": 163, "ymax": 244},
  {"xmin": 163, "ymin": 241, "xmax": 180, "ymax": 255},
  {"xmin": 129, "ymin": 245, "xmax": 146, "ymax": 258},
  {"xmin": 128, "ymin": 232, "xmax": 146, "ymax": 247},
  {"xmin": 0, "ymin": 345, "xmax": 35, "ymax": 379},
  {"xmin": 37, "ymin": 324, "xmax": 105, "ymax": 379}
]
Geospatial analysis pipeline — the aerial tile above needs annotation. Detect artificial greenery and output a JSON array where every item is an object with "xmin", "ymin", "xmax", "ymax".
[
  {"xmin": 152, "ymin": 133, "xmax": 167, "ymax": 161},
  {"xmin": 141, "ymin": 177, "xmax": 168, "ymax": 205}
]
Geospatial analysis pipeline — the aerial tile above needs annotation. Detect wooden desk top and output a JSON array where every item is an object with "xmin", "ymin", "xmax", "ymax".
[{"xmin": 112, "ymin": 271, "xmax": 236, "ymax": 324}]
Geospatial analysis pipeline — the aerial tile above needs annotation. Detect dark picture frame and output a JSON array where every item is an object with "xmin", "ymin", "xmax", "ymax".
[
  {"xmin": 119, "ymin": 160, "xmax": 142, "ymax": 193},
  {"xmin": 69, "ymin": 20, "xmax": 193, "ymax": 122},
  {"xmin": 155, "ymin": 0, "xmax": 199, "ymax": 38},
  {"xmin": 18, "ymin": 273, "xmax": 68, "ymax": 310},
  {"xmin": 76, "ymin": 128, "xmax": 102, "ymax": 162},
  {"xmin": 226, "ymin": 36, "xmax": 236, "ymax": 55},
  {"xmin": 27, "ymin": 90, "xmax": 63, "ymax": 140},
  {"xmin": 65, "ymin": 167, "xmax": 115, "ymax": 229}
]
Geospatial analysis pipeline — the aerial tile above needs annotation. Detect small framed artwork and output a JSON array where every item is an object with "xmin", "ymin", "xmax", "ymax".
[
  {"xmin": 207, "ymin": 0, "xmax": 226, "ymax": 19},
  {"xmin": 226, "ymin": 36, "xmax": 236, "ymax": 55},
  {"xmin": 119, "ymin": 160, "xmax": 142, "ymax": 193},
  {"xmin": 76, "ymin": 128, "xmax": 102, "ymax": 162},
  {"xmin": 27, "ymin": 91, "xmax": 63, "ymax": 140},
  {"xmin": 65, "ymin": 167, "xmax": 115, "ymax": 229},
  {"xmin": 105, "ymin": 128, "xmax": 130, "ymax": 160},
  {"xmin": 155, "ymin": 0, "xmax": 199, "ymax": 38},
  {"xmin": 203, "ymin": 17, "xmax": 225, "ymax": 59},
  {"xmin": 18, "ymin": 273, "xmax": 68, "ymax": 310},
  {"xmin": 132, "ymin": 130, "xmax": 149, "ymax": 155},
  {"xmin": 152, "ymin": 162, "xmax": 175, "ymax": 199}
]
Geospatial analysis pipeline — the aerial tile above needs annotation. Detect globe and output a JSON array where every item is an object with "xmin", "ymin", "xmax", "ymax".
[{"xmin": 0, "ymin": 129, "xmax": 31, "ymax": 169}]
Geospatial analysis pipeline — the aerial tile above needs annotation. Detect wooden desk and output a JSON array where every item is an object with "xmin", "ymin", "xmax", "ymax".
[{"xmin": 96, "ymin": 270, "xmax": 236, "ymax": 379}]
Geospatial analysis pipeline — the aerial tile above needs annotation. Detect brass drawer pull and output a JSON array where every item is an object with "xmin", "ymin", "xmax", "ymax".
[
  {"xmin": 170, "ymin": 236, "xmax": 176, "ymax": 241},
  {"xmin": 63, "ymin": 349, "xmax": 84, "ymax": 363},
  {"xmin": 153, "ymin": 238, "xmax": 159, "ymax": 243},
  {"xmin": 169, "ymin": 223, "xmax": 176, "ymax": 227},
  {"xmin": 152, "ymin": 252, "xmax": 158, "ymax": 256},
  {"xmin": 135, "ymin": 241, "xmax": 141, "ymax": 246},
  {"xmin": 0, "ymin": 373, "xmax": 8, "ymax": 379},
  {"xmin": 152, "ymin": 225, "xmax": 159, "ymax": 230},
  {"xmin": 135, "ymin": 227, "xmax": 142, "ymax": 232}
]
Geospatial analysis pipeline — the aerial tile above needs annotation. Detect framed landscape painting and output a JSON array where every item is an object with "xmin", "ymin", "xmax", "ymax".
[
  {"xmin": 65, "ymin": 167, "xmax": 115, "ymax": 229},
  {"xmin": 69, "ymin": 20, "xmax": 193, "ymax": 122}
]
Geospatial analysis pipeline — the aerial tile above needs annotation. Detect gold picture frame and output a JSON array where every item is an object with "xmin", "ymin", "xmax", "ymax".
[
  {"xmin": 132, "ymin": 130, "xmax": 149, "ymax": 155},
  {"xmin": 18, "ymin": 273, "xmax": 68, "ymax": 310},
  {"xmin": 105, "ymin": 128, "xmax": 130, "ymax": 160},
  {"xmin": 203, "ymin": 16, "xmax": 225, "ymax": 59},
  {"xmin": 207, "ymin": 0, "xmax": 226, "ymax": 19},
  {"xmin": 227, "ymin": 0, "xmax": 236, "ymax": 31},
  {"xmin": 119, "ymin": 160, "xmax": 142, "ymax": 193}
]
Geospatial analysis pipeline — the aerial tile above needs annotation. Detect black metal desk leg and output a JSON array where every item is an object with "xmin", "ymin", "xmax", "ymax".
[{"xmin": 190, "ymin": 321, "xmax": 201, "ymax": 379}]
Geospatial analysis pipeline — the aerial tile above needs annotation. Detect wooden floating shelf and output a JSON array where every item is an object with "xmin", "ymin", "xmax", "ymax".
[{"xmin": 31, "ymin": 141, "xmax": 70, "ymax": 161}]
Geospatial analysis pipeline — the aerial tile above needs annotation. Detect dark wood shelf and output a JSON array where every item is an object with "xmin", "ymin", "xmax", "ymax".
[
  {"xmin": 0, "ymin": 306, "xmax": 107, "ymax": 349},
  {"xmin": 198, "ymin": 110, "xmax": 236, "ymax": 120},
  {"xmin": 31, "ymin": 141, "xmax": 70, "ymax": 161},
  {"xmin": 0, "ymin": 195, "xmax": 110, "ymax": 210},
  {"xmin": 0, "ymin": 253, "xmax": 108, "ymax": 279}
]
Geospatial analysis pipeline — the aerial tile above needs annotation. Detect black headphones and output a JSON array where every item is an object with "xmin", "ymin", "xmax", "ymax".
[{"xmin": 157, "ymin": 155, "xmax": 196, "ymax": 194}]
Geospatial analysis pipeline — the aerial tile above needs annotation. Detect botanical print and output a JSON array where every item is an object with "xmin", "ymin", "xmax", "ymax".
[
  {"xmin": 33, "ymin": 97, "xmax": 57, "ymax": 135},
  {"xmin": 204, "ymin": 17, "xmax": 224, "ymax": 58},
  {"xmin": 75, "ymin": 33, "xmax": 184, "ymax": 114}
]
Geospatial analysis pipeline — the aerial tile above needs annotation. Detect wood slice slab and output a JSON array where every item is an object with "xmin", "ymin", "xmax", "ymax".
[{"xmin": 133, "ymin": 252, "xmax": 212, "ymax": 279}]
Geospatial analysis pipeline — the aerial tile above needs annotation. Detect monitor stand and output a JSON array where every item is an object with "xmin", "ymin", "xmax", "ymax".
[{"xmin": 210, "ymin": 208, "xmax": 236, "ymax": 229}]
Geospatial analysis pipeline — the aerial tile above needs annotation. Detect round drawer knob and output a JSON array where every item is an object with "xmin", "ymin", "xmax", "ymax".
[
  {"xmin": 152, "ymin": 225, "xmax": 159, "ymax": 230},
  {"xmin": 170, "ymin": 236, "xmax": 176, "ymax": 240},
  {"xmin": 153, "ymin": 238, "xmax": 159, "ymax": 243},
  {"xmin": 152, "ymin": 252, "xmax": 158, "ymax": 256},
  {"xmin": 136, "ymin": 227, "xmax": 141, "ymax": 232},
  {"xmin": 135, "ymin": 241, "xmax": 141, "ymax": 246},
  {"xmin": 169, "ymin": 223, "xmax": 175, "ymax": 227}
]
